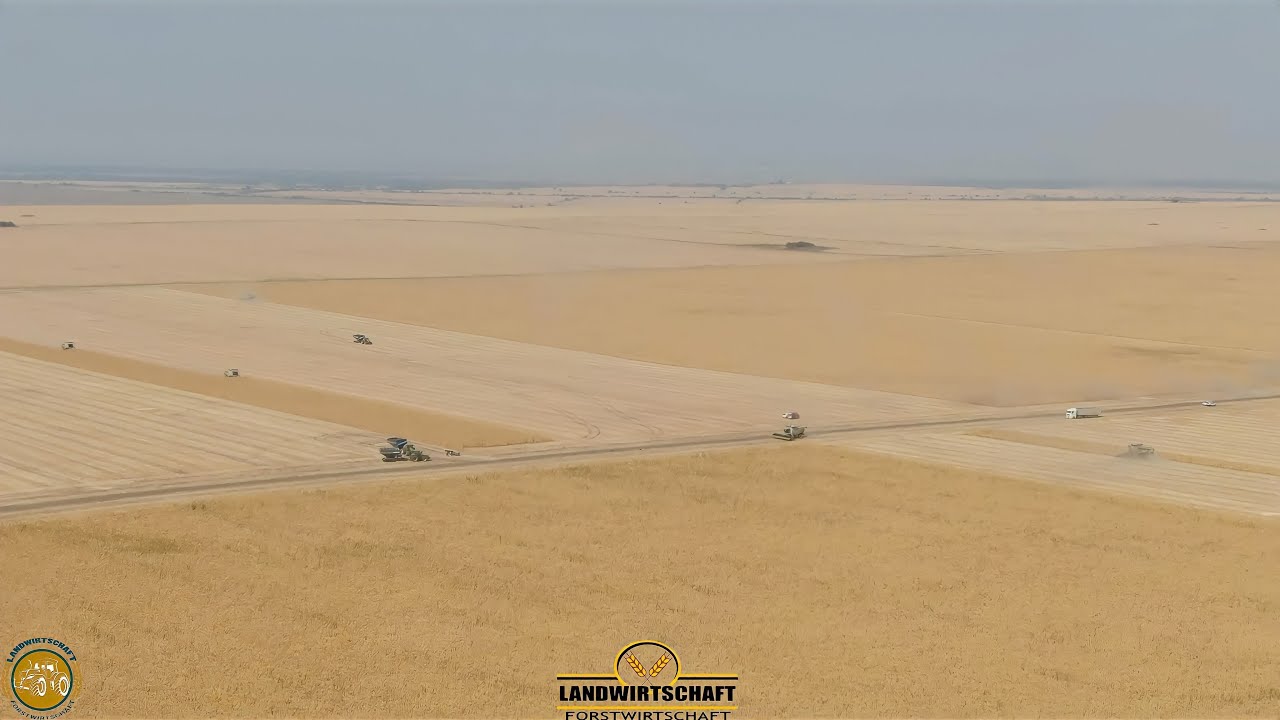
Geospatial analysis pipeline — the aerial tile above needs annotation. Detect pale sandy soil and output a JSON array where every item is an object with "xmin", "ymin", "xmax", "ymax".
[
  {"xmin": 192, "ymin": 242, "xmax": 1280, "ymax": 406},
  {"xmin": 0, "ymin": 338, "xmax": 541, "ymax": 449},
  {"xmin": 2, "ymin": 445, "xmax": 1277, "ymax": 718}
]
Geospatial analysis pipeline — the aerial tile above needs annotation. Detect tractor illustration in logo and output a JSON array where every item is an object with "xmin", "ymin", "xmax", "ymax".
[{"xmin": 13, "ymin": 657, "xmax": 71, "ymax": 701}]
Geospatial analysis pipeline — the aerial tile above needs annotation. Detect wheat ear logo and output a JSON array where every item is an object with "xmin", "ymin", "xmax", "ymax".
[{"xmin": 557, "ymin": 639, "xmax": 739, "ymax": 717}]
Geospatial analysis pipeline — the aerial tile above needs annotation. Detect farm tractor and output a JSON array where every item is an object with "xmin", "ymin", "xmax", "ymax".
[
  {"xmin": 379, "ymin": 437, "xmax": 430, "ymax": 462},
  {"xmin": 13, "ymin": 658, "xmax": 71, "ymax": 701}
]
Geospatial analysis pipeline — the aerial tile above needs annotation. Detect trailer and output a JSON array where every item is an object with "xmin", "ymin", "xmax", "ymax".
[{"xmin": 1065, "ymin": 406, "xmax": 1102, "ymax": 419}]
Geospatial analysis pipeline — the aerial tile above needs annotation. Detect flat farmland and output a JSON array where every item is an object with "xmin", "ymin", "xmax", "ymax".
[
  {"xmin": 0, "ymin": 287, "xmax": 981, "ymax": 444},
  {"xmin": 977, "ymin": 400, "xmax": 1280, "ymax": 476},
  {"xmin": 194, "ymin": 243, "xmax": 1280, "ymax": 406},
  {"xmin": 832, "ymin": 432, "xmax": 1280, "ymax": 516},
  {"xmin": 0, "ymin": 202, "xmax": 850, "ymax": 289},
  {"xmin": 5, "ymin": 191, "xmax": 1280, "ymax": 718},
  {"xmin": 0, "ymin": 337, "xmax": 541, "ymax": 450},
  {"xmin": 0, "ymin": 351, "xmax": 381, "ymax": 505},
  {"xmin": 6, "ymin": 200, "xmax": 1280, "ymax": 290},
  {"xmin": 490, "ymin": 198, "xmax": 1280, "ymax": 253},
  {"xmin": 3, "ymin": 445, "xmax": 1277, "ymax": 718}
]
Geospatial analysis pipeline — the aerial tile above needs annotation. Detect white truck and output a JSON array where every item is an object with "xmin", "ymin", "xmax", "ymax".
[{"xmin": 1065, "ymin": 407, "xmax": 1102, "ymax": 419}]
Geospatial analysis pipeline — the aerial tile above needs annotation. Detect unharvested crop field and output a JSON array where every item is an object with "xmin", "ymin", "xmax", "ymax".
[
  {"xmin": 2, "ymin": 446, "xmax": 1278, "ymax": 718},
  {"xmin": 195, "ymin": 241, "xmax": 1280, "ymax": 406}
]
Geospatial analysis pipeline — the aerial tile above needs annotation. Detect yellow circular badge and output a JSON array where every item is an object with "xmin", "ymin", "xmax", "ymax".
[{"xmin": 8, "ymin": 639, "xmax": 79, "ymax": 716}]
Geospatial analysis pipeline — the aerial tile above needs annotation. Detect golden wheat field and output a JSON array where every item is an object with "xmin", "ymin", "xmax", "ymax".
[
  {"xmin": 2, "ymin": 446, "xmax": 1278, "ymax": 718},
  {"xmin": 190, "ymin": 240, "xmax": 1280, "ymax": 406},
  {"xmin": 3, "ymin": 186, "xmax": 1280, "ymax": 717}
]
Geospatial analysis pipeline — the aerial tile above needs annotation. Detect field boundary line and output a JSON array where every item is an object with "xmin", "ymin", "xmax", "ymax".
[{"xmin": 7, "ymin": 389, "xmax": 1280, "ymax": 522}]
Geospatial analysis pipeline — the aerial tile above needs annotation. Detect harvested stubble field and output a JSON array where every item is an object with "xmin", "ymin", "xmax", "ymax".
[
  {"xmin": 0, "ymin": 336, "xmax": 540, "ymax": 450},
  {"xmin": 0, "ymin": 287, "xmax": 979, "ymax": 445},
  {"xmin": 5, "ymin": 199, "xmax": 1280, "ymax": 289},
  {"xmin": 975, "ymin": 400, "xmax": 1280, "ymax": 477},
  {"xmin": 0, "ymin": 202, "xmax": 849, "ymax": 288},
  {"xmin": 834, "ymin": 431, "xmax": 1280, "ymax": 516},
  {"xmin": 0, "ymin": 350, "xmax": 380, "ymax": 503},
  {"xmin": 2, "ymin": 445, "xmax": 1278, "ymax": 718},
  {"xmin": 196, "ymin": 241, "xmax": 1280, "ymax": 407}
]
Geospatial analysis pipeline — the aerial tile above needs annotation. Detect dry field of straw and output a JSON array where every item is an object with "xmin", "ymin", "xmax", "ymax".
[
  {"xmin": 0, "ymin": 287, "xmax": 979, "ymax": 448},
  {"xmin": 2, "ymin": 445, "xmax": 1278, "ymax": 718},
  {"xmin": 0, "ymin": 350, "xmax": 377, "ymax": 501},
  {"xmin": 0, "ymin": 337, "xmax": 538, "ymax": 448},
  {"xmin": 833, "ymin": 401, "xmax": 1280, "ymax": 517}
]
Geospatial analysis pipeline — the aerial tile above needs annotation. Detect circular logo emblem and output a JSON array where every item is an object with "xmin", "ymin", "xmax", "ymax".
[
  {"xmin": 8, "ymin": 639, "xmax": 79, "ymax": 716},
  {"xmin": 614, "ymin": 640, "xmax": 681, "ymax": 686}
]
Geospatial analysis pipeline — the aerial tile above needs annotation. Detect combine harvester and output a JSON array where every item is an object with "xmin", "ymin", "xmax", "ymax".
[
  {"xmin": 1125, "ymin": 442, "xmax": 1155, "ymax": 458},
  {"xmin": 773, "ymin": 411, "xmax": 807, "ymax": 441},
  {"xmin": 377, "ymin": 438, "xmax": 464, "ymax": 462},
  {"xmin": 378, "ymin": 437, "xmax": 430, "ymax": 462}
]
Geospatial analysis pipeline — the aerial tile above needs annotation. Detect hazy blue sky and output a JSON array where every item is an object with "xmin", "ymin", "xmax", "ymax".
[{"xmin": 2, "ymin": 0, "xmax": 1279, "ymax": 185}]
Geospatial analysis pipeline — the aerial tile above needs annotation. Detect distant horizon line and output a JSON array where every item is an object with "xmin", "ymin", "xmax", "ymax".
[{"xmin": 2, "ymin": 164, "xmax": 1279, "ymax": 194}]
